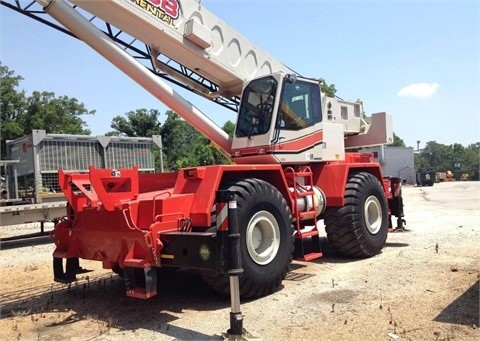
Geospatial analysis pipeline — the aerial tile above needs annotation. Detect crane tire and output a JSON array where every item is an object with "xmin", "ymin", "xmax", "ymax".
[
  {"xmin": 201, "ymin": 178, "xmax": 294, "ymax": 298},
  {"xmin": 324, "ymin": 172, "xmax": 388, "ymax": 258}
]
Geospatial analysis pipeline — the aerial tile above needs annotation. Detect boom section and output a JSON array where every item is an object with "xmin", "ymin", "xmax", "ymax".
[{"xmin": 69, "ymin": 0, "xmax": 295, "ymax": 98}]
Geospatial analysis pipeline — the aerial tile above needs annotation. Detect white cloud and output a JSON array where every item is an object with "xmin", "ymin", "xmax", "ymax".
[{"xmin": 397, "ymin": 82, "xmax": 439, "ymax": 98}]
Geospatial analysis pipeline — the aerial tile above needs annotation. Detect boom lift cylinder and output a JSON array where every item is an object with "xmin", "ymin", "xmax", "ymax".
[{"xmin": 37, "ymin": 0, "xmax": 232, "ymax": 156}]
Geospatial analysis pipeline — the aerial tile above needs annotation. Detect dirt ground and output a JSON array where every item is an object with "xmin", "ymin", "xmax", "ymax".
[{"xmin": 0, "ymin": 181, "xmax": 479, "ymax": 341}]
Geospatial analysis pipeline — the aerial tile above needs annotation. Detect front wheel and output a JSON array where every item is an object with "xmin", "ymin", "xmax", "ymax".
[
  {"xmin": 324, "ymin": 172, "xmax": 389, "ymax": 258},
  {"xmin": 201, "ymin": 178, "xmax": 294, "ymax": 298}
]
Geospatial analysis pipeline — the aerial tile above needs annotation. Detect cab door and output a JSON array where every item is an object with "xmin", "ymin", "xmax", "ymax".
[{"xmin": 270, "ymin": 78, "xmax": 324, "ymax": 164}]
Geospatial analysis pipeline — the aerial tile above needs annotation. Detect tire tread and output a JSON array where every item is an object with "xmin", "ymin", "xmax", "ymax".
[
  {"xmin": 201, "ymin": 178, "xmax": 294, "ymax": 298},
  {"xmin": 325, "ymin": 172, "xmax": 388, "ymax": 258}
]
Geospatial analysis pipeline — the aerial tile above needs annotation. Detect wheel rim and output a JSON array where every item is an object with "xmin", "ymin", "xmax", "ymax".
[
  {"xmin": 364, "ymin": 195, "xmax": 382, "ymax": 234},
  {"xmin": 246, "ymin": 211, "xmax": 280, "ymax": 265}
]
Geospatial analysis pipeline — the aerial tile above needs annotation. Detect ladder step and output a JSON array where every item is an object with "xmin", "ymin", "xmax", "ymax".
[
  {"xmin": 124, "ymin": 258, "xmax": 146, "ymax": 267},
  {"xmin": 298, "ymin": 252, "xmax": 323, "ymax": 262},
  {"xmin": 288, "ymin": 165, "xmax": 318, "ymax": 235},
  {"xmin": 298, "ymin": 211, "xmax": 316, "ymax": 218},
  {"xmin": 294, "ymin": 231, "xmax": 323, "ymax": 261},
  {"xmin": 295, "ymin": 170, "xmax": 313, "ymax": 176},
  {"xmin": 295, "ymin": 229, "xmax": 319, "ymax": 239},
  {"xmin": 296, "ymin": 191, "xmax": 314, "ymax": 198}
]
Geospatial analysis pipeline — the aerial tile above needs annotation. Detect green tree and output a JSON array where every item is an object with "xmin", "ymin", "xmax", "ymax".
[
  {"xmin": 414, "ymin": 152, "xmax": 429, "ymax": 172},
  {"xmin": 417, "ymin": 141, "xmax": 451, "ymax": 172},
  {"xmin": 222, "ymin": 120, "xmax": 235, "ymax": 137},
  {"xmin": 108, "ymin": 108, "xmax": 164, "ymax": 170},
  {"xmin": 108, "ymin": 108, "xmax": 162, "ymax": 137},
  {"xmin": 108, "ymin": 109, "xmax": 232, "ymax": 171},
  {"xmin": 319, "ymin": 78, "xmax": 337, "ymax": 97},
  {"xmin": 1, "ymin": 62, "xmax": 27, "ymax": 159},
  {"xmin": 23, "ymin": 91, "xmax": 93, "ymax": 134},
  {"xmin": 160, "ymin": 111, "xmax": 232, "ymax": 170},
  {"xmin": 463, "ymin": 143, "xmax": 480, "ymax": 180},
  {"xmin": 160, "ymin": 111, "xmax": 201, "ymax": 170},
  {"xmin": 391, "ymin": 133, "xmax": 406, "ymax": 147},
  {"xmin": 1, "ymin": 62, "xmax": 94, "ymax": 160},
  {"xmin": 414, "ymin": 141, "xmax": 480, "ymax": 180},
  {"xmin": 449, "ymin": 143, "xmax": 479, "ymax": 180},
  {"xmin": 174, "ymin": 139, "xmax": 220, "ymax": 169}
]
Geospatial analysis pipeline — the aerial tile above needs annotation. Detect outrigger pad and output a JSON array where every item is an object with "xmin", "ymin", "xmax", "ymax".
[
  {"xmin": 124, "ymin": 266, "xmax": 158, "ymax": 299},
  {"xmin": 53, "ymin": 257, "xmax": 92, "ymax": 283}
]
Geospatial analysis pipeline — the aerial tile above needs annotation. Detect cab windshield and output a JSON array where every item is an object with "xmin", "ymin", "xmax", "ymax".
[
  {"xmin": 279, "ymin": 79, "xmax": 322, "ymax": 130},
  {"xmin": 236, "ymin": 76, "xmax": 277, "ymax": 137}
]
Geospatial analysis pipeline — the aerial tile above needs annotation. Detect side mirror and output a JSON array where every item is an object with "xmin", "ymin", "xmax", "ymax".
[{"xmin": 285, "ymin": 74, "xmax": 297, "ymax": 84}]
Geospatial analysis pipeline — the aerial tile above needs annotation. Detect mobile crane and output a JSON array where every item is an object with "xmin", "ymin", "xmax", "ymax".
[{"xmin": 2, "ymin": 0, "xmax": 405, "ymax": 300}]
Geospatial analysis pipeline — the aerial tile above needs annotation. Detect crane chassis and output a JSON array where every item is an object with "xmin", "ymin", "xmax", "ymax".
[{"xmin": 2, "ymin": 0, "xmax": 405, "ymax": 300}]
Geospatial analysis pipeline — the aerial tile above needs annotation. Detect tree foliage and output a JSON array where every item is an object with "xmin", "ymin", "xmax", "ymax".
[
  {"xmin": 318, "ymin": 78, "xmax": 337, "ymax": 97},
  {"xmin": 1, "ymin": 62, "xmax": 93, "ymax": 158},
  {"xmin": 222, "ymin": 120, "xmax": 235, "ymax": 137},
  {"xmin": 108, "ymin": 108, "xmax": 162, "ymax": 137},
  {"xmin": 23, "ymin": 91, "xmax": 93, "ymax": 134},
  {"xmin": 1, "ymin": 63, "xmax": 27, "ymax": 158},
  {"xmin": 414, "ymin": 141, "xmax": 480, "ymax": 180},
  {"xmin": 104, "ymin": 108, "xmax": 233, "ymax": 171},
  {"xmin": 392, "ymin": 132, "xmax": 406, "ymax": 147},
  {"xmin": 159, "ymin": 111, "xmax": 230, "ymax": 171}
]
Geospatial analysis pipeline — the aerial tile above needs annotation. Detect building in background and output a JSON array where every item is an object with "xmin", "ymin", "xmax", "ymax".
[{"xmin": 362, "ymin": 146, "xmax": 416, "ymax": 185}]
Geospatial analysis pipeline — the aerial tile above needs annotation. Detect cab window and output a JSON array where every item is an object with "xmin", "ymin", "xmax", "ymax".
[
  {"xmin": 279, "ymin": 80, "xmax": 321, "ymax": 130},
  {"xmin": 236, "ymin": 77, "xmax": 277, "ymax": 137}
]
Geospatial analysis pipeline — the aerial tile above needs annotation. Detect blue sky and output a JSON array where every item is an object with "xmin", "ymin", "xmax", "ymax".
[{"xmin": 1, "ymin": 0, "xmax": 479, "ymax": 149}]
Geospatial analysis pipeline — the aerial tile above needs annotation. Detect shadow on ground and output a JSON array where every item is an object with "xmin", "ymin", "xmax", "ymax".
[
  {"xmin": 434, "ymin": 279, "xmax": 479, "ymax": 326},
  {"xmin": 0, "ymin": 267, "xmax": 230, "ymax": 339},
  {"xmin": 0, "ymin": 233, "xmax": 53, "ymax": 250}
]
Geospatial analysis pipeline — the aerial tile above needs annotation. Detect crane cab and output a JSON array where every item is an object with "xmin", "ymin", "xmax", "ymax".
[
  {"xmin": 231, "ymin": 72, "xmax": 393, "ymax": 165},
  {"xmin": 231, "ymin": 73, "xmax": 344, "ymax": 164}
]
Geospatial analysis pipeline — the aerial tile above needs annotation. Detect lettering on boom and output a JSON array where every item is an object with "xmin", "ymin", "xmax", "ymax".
[{"xmin": 132, "ymin": 0, "xmax": 180, "ymax": 26}]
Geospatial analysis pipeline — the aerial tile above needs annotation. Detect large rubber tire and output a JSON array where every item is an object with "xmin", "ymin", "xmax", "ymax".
[
  {"xmin": 201, "ymin": 178, "xmax": 294, "ymax": 298},
  {"xmin": 324, "ymin": 172, "xmax": 388, "ymax": 258}
]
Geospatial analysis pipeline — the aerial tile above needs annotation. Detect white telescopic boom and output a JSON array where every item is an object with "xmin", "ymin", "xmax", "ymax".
[
  {"xmin": 36, "ymin": 0, "xmax": 232, "ymax": 156},
  {"xmin": 69, "ymin": 0, "xmax": 295, "ymax": 97}
]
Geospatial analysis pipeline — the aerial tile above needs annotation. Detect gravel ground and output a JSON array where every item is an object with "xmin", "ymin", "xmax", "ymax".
[{"xmin": 0, "ymin": 181, "xmax": 479, "ymax": 341}]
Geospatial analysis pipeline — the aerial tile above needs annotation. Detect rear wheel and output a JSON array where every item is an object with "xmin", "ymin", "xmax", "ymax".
[
  {"xmin": 324, "ymin": 172, "xmax": 388, "ymax": 258},
  {"xmin": 201, "ymin": 178, "xmax": 294, "ymax": 298}
]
